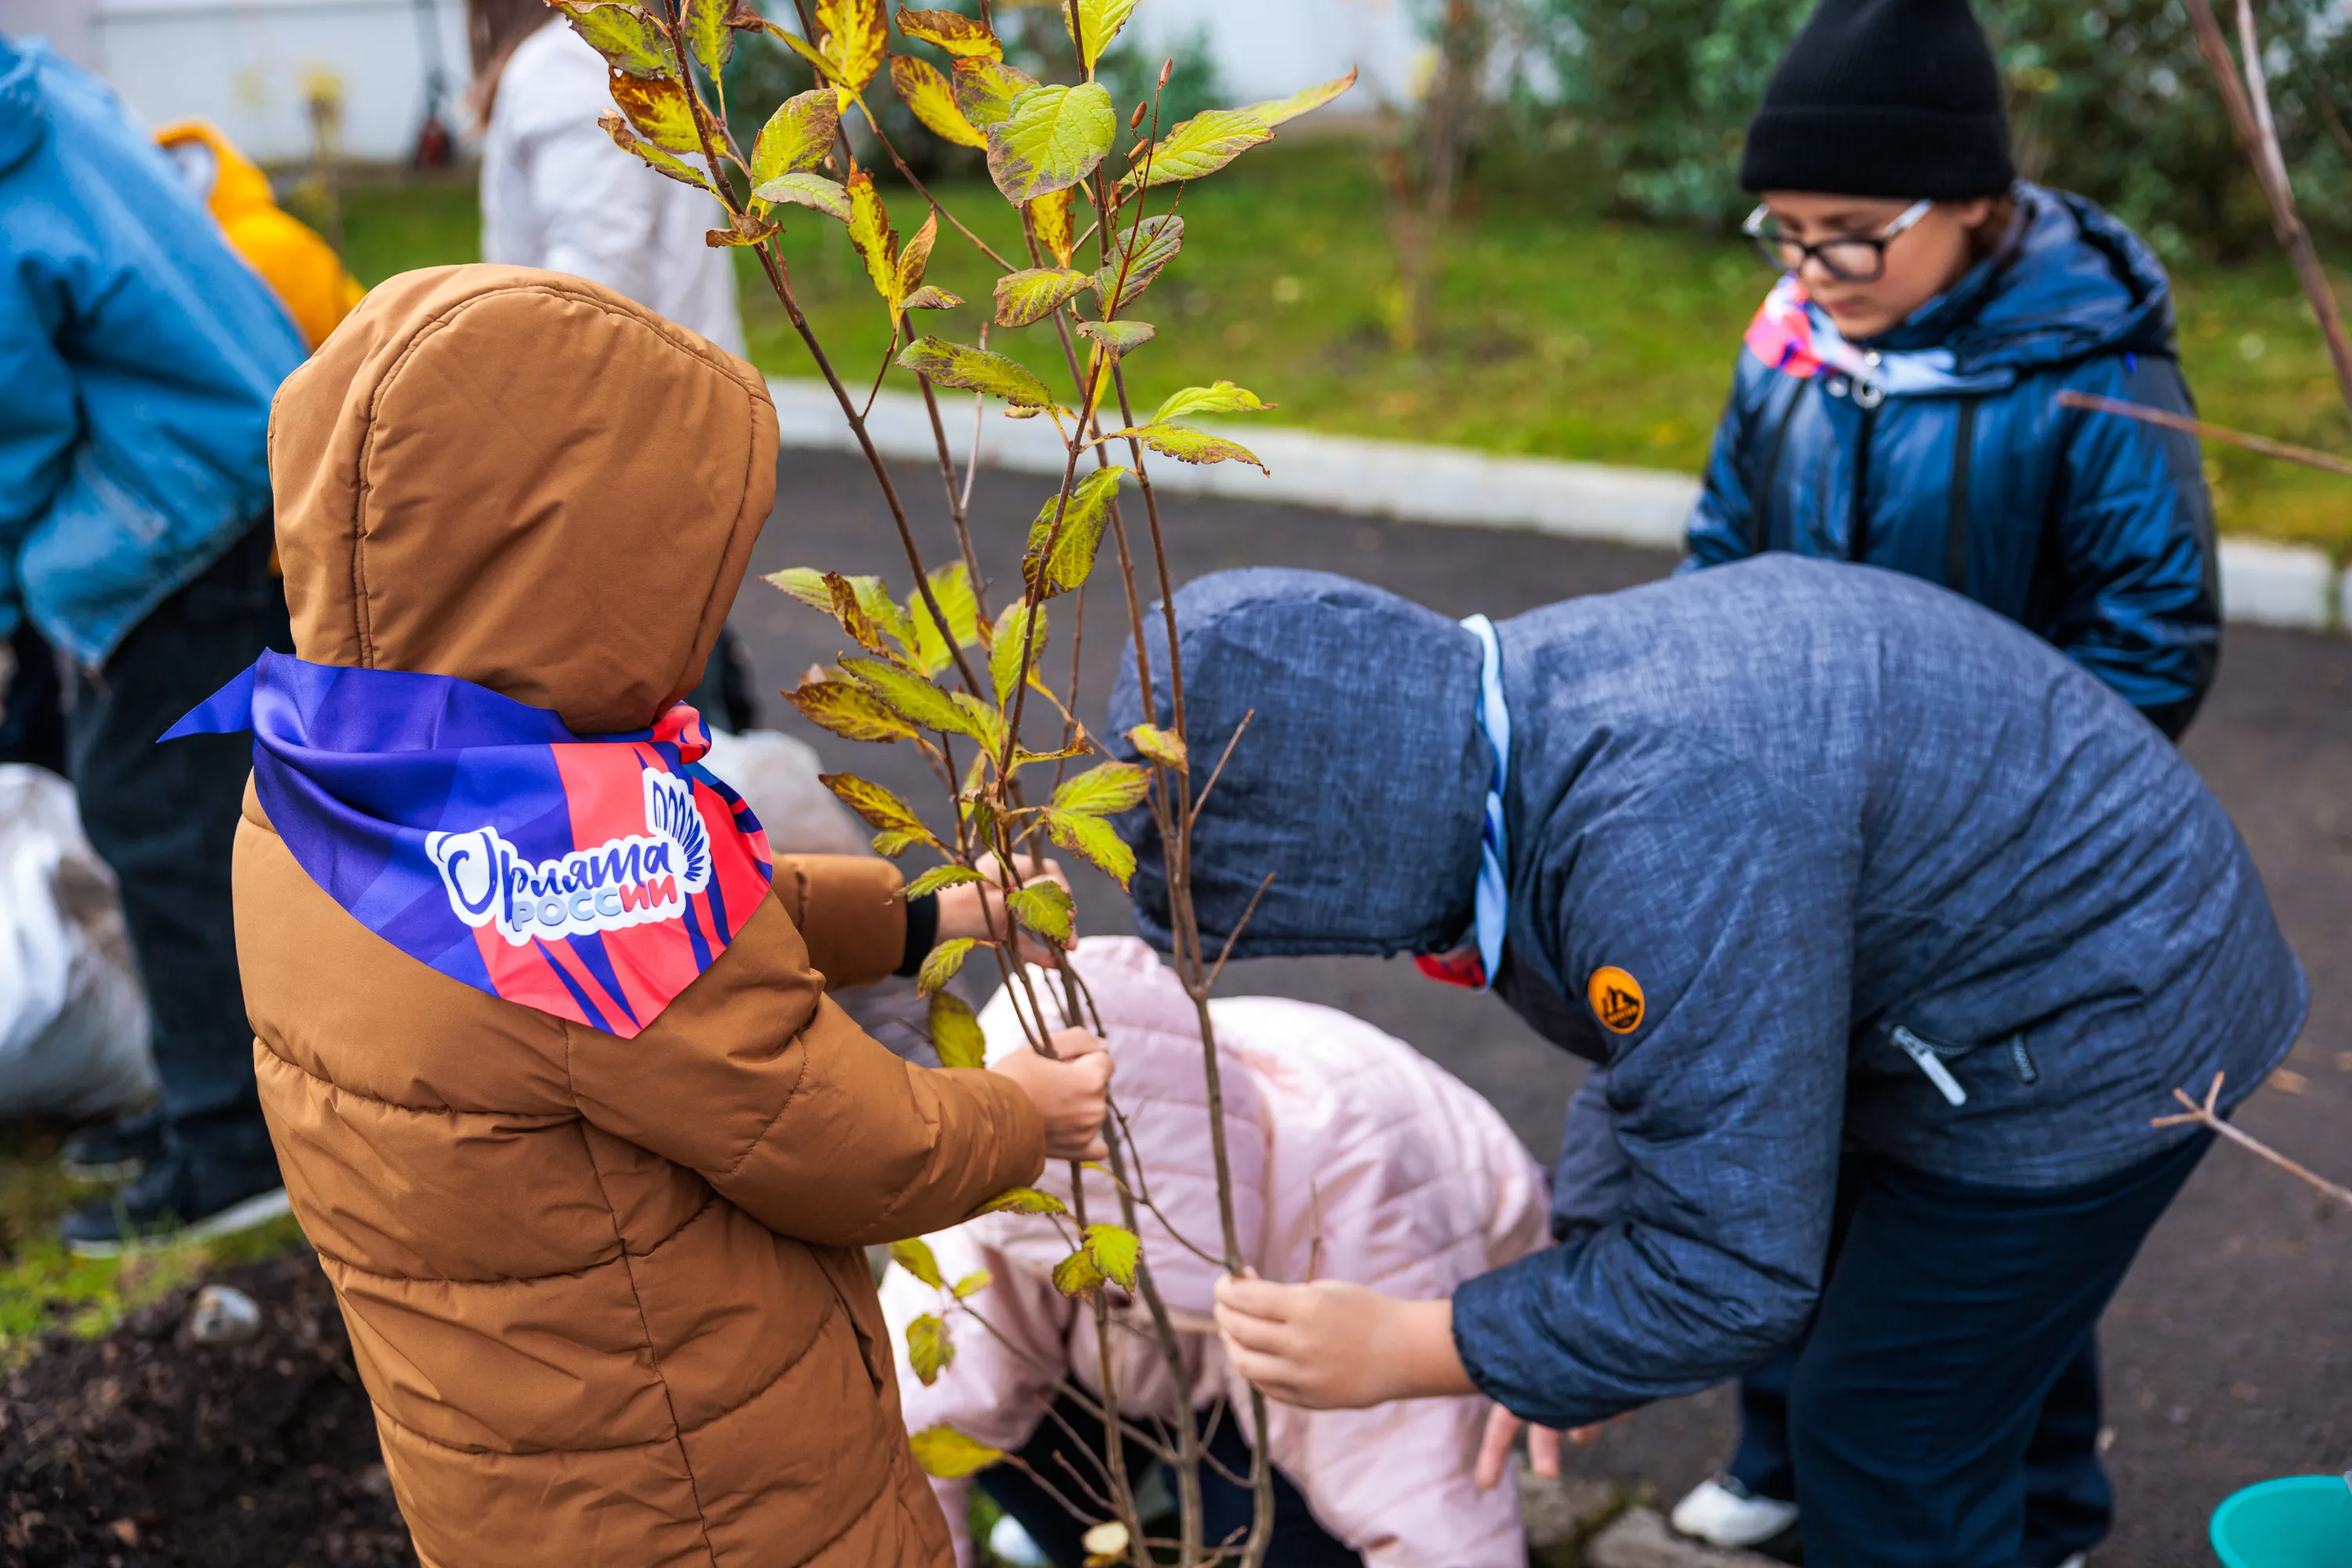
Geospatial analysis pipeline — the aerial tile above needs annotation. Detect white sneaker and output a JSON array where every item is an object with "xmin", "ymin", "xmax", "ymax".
[
  {"xmin": 1670, "ymin": 1474, "xmax": 1802, "ymax": 1550},
  {"xmin": 987, "ymin": 1514, "xmax": 1051, "ymax": 1568}
]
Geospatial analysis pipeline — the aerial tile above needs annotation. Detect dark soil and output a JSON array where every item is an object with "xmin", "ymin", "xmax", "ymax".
[{"xmin": 0, "ymin": 1251, "xmax": 412, "ymax": 1568}]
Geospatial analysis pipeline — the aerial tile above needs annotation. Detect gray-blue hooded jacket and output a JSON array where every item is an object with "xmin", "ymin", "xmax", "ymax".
[{"xmin": 1109, "ymin": 557, "xmax": 2302, "ymax": 1428}]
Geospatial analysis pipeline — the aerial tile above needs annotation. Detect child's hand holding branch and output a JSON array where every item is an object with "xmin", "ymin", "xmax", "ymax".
[{"xmin": 990, "ymin": 1029, "xmax": 1113, "ymax": 1160}]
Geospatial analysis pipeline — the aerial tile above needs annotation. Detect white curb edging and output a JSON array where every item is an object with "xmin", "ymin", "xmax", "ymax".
[{"xmin": 768, "ymin": 378, "xmax": 2341, "ymax": 631}]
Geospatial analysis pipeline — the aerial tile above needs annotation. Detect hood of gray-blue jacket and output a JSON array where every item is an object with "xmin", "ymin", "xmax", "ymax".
[{"xmin": 1108, "ymin": 568, "xmax": 1488, "ymax": 959}]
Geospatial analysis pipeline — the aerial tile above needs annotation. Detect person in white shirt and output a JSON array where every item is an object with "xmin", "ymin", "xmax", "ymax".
[{"xmin": 466, "ymin": 0, "xmax": 746, "ymax": 358}]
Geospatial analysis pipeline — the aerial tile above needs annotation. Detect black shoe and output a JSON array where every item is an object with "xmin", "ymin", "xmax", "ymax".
[
  {"xmin": 59, "ymin": 1105, "xmax": 166, "ymax": 1183},
  {"xmin": 58, "ymin": 1145, "xmax": 289, "ymax": 1258}
]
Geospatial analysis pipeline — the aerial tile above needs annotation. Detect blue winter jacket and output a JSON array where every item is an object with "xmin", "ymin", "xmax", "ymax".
[
  {"xmin": 1684, "ymin": 185, "xmax": 2218, "ymax": 739},
  {"xmin": 0, "ymin": 34, "xmax": 306, "ymax": 666},
  {"xmin": 1110, "ymin": 560, "xmax": 2303, "ymax": 1428}
]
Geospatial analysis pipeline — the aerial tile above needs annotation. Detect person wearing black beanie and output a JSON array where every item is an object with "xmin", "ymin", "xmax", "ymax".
[{"xmin": 1660, "ymin": 0, "xmax": 2223, "ymax": 1563}]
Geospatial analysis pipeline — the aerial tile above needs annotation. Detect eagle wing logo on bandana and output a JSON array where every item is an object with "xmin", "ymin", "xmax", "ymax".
[{"xmin": 425, "ymin": 769, "xmax": 717, "ymax": 946}]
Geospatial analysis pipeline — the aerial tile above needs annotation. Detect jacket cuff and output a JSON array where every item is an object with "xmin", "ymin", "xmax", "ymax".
[{"xmin": 895, "ymin": 893, "xmax": 938, "ymax": 977}]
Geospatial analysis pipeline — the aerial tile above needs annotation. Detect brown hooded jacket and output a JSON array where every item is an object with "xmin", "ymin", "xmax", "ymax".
[{"xmin": 233, "ymin": 267, "xmax": 1043, "ymax": 1565}]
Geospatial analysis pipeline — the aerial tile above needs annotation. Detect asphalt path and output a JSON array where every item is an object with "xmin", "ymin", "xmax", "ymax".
[{"xmin": 728, "ymin": 448, "xmax": 2350, "ymax": 1562}]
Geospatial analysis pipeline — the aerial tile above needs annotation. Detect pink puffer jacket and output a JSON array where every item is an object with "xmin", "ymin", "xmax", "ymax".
[{"xmin": 880, "ymin": 938, "xmax": 1549, "ymax": 1568}]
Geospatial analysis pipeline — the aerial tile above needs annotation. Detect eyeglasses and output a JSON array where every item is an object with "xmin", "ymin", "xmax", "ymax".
[{"xmin": 1743, "ymin": 198, "xmax": 1935, "ymax": 284}]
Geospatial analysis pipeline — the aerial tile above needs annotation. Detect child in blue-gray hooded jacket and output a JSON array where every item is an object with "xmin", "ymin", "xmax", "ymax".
[{"xmin": 1111, "ymin": 561, "xmax": 2303, "ymax": 1568}]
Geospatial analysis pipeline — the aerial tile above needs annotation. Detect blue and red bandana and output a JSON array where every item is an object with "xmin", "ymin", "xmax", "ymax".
[{"xmin": 169, "ymin": 652, "xmax": 774, "ymax": 1038}]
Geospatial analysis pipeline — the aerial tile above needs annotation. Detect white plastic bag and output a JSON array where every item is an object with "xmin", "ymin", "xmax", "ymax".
[{"xmin": 0, "ymin": 764, "xmax": 155, "ymax": 1119}]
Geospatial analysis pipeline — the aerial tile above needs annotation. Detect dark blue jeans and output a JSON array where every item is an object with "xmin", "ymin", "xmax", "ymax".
[
  {"xmin": 979, "ymin": 1393, "xmax": 1362, "ymax": 1568},
  {"xmin": 68, "ymin": 526, "xmax": 291, "ymax": 1166},
  {"xmin": 1727, "ymin": 1133, "xmax": 2211, "ymax": 1568}
]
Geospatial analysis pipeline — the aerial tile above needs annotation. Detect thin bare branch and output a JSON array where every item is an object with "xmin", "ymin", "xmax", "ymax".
[
  {"xmin": 2056, "ymin": 391, "xmax": 2352, "ymax": 477},
  {"xmin": 2151, "ymin": 1070, "xmax": 2352, "ymax": 1207}
]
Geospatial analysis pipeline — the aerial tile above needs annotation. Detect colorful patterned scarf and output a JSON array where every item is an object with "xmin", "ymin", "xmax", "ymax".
[
  {"xmin": 168, "ymin": 652, "xmax": 773, "ymax": 1038},
  {"xmin": 1742, "ymin": 274, "xmax": 1983, "ymax": 397}
]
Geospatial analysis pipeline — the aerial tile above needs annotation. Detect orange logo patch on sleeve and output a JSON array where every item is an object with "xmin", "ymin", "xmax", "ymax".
[{"xmin": 1587, "ymin": 966, "xmax": 1646, "ymax": 1033}]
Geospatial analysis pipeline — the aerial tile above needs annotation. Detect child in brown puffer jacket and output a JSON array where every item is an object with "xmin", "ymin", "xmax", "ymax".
[{"xmin": 210, "ymin": 266, "xmax": 1110, "ymax": 1566}]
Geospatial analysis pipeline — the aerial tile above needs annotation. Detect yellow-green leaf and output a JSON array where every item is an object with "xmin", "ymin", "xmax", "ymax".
[
  {"xmin": 1126, "ymin": 723, "xmax": 1187, "ymax": 771},
  {"xmin": 898, "ymin": 337, "xmax": 1056, "ymax": 408},
  {"xmin": 812, "ymin": 570, "xmax": 897, "ymax": 655},
  {"xmin": 1051, "ymin": 1244, "xmax": 1107, "ymax": 1297},
  {"xmin": 1052, "ymin": 760, "xmax": 1149, "ymax": 816},
  {"xmin": 1105, "ymin": 422, "xmax": 1265, "ymax": 473},
  {"xmin": 891, "ymin": 54, "xmax": 987, "ymax": 148},
  {"xmin": 597, "ymin": 111, "xmax": 711, "ymax": 191},
  {"xmin": 753, "ymin": 171, "xmax": 851, "ymax": 221},
  {"xmin": 953, "ymin": 691, "xmax": 1008, "ymax": 761},
  {"xmin": 928, "ymin": 989, "xmax": 988, "ymax": 1068},
  {"xmin": 822, "ymin": 774, "xmax": 944, "ymax": 857},
  {"xmin": 1076, "ymin": 319, "xmax": 1155, "ymax": 358},
  {"xmin": 891, "ymin": 1236, "xmax": 945, "ymax": 1288},
  {"xmin": 750, "ymin": 89, "xmax": 840, "ymax": 188},
  {"xmin": 816, "ymin": 0, "xmax": 887, "ymax": 100},
  {"xmin": 783, "ymin": 673, "xmax": 916, "ymax": 742},
  {"xmin": 1149, "ymin": 379, "xmax": 1275, "ymax": 426},
  {"xmin": 895, "ymin": 5, "xmax": 1003, "ymax": 58},
  {"xmin": 1065, "ymin": 0, "xmax": 1140, "ymax": 72},
  {"xmin": 904, "ymin": 863, "xmax": 985, "ymax": 901},
  {"xmin": 952, "ymin": 1269, "xmax": 992, "ymax": 1299},
  {"xmin": 918, "ymin": 937, "xmax": 982, "ymax": 996},
  {"xmin": 985, "ymin": 82, "xmax": 1116, "ymax": 205},
  {"xmin": 906, "ymin": 1311, "xmax": 953, "ymax": 1385},
  {"xmin": 906, "ymin": 562, "xmax": 980, "ymax": 673},
  {"xmin": 555, "ymin": 2, "xmax": 673, "ymax": 78},
  {"xmin": 1022, "ymin": 466, "xmax": 1128, "ymax": 598},
  {"xmin": 1127, "ymin": 107, "xmax": 1272, "ymax": 189},
  {"xmin": 1029, "ymin": 187, "xmax": 1076, "ymax": 267},
  {"xmin": 993, "ymin": 267, "xmax": 1093, "ymax": 328},
  {"xmin": 898, "ymin": 209, "xmax": 939, "ymax": 301},
  {"xmin": 1007, "ymin": 880, "xmax": 1074, "ymax": 944},
  {"xmin": 704, "ymin": 210, "xmax": 781, "ymax": 248},
  {"xmin": 952, "ymin": 55, "xmax": 1038, "ymax": 132},
  {"xmin": 909, "ymin": 1424, "xmax": 1004, "ymax": 1479},
  {"xmin": 842, "ymin": 654, "xmax": 976, "ymax": 739},
  {"xmin": 989, "ymin": 601, "xmax": 1047, "ymax": 702},
  {"xmin": 1091, "ymin": 214, "xmax": 1182, "ymax": 312},
  {"xmin": 902, "ymin": 285, "xmax": 964, "ymax": 310},
  {"xmin": 768, "ymin": 567, "xmax": 834, "ymax": 610},
  {"xmin": 1255, "ymin": 67, "xmax": 1359, "ymax": 127},
  {"xmin": 847, "ymin": 171, "xmax": 901, "ymax": 312},
  {"xmin": 608, "ymin": 70, "xmax": 707, "ymax": 154},
  {"xmin": 764, "ymin": 20, "xmax": 843, "ymax": 83},
  {"xmin": 967, "ymin": 1184, "xmax": 1069, "ymax": 1218},
  {"xmin": 1044, "ymin": 807, "xmax": 1136, "ymax": 887},
  {"xmin": 683, "ymin": 0, "xmax": 735, "ymax": 77},
  {"xmin": 1083, "ymin": 1222, "xmax": 1140, "ymax": 1289}
]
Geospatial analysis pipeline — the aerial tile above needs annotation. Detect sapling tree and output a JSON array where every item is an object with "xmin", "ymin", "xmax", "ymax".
[{"xmin": 546, "ymin": 2, "xmax": 1353, "ymax": 1561}]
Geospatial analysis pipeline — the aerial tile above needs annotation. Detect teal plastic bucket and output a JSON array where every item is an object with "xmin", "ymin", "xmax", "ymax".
[{"xmin": 2211, "ymin": 1476, "xmax": 2352, "ymax": 1567}]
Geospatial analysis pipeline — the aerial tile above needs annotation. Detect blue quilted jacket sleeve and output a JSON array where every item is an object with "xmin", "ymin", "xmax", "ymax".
[
  {"xmin": 2040, "ymin": 353, "xmax": 2219, "ymax": 737},
  {"xmin": 1682, "ymin": 357, "xmax": 1769, "ymax": 572},
  {"xmin": 1450, "ymin": 746, "xmax": 1856, "ymax": 1427}
]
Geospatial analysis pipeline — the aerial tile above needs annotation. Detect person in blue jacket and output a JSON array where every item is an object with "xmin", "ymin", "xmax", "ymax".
[
  {"xmin": 1677, "ymin": 0, "xmax": 2220, "ymax": 1549},
  {"xmin": 1109, "ymin": 562, "xmax": 2305, "ymax": 1568},
  {"xmin": 0, "ymin": 31, "xmax": 308, "ymax": 1250},
  {"xmin": 1684, "ymin": 0, "xmax": 2218, "ymax": 744}
]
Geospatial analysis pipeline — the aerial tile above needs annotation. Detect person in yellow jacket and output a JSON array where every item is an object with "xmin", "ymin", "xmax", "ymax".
[{"xmin": 154, "ymin": 119, "xmax": 362, "ymax": 350}]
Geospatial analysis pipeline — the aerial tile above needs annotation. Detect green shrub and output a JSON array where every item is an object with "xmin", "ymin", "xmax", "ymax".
[{"xmin": 1526, "ymin": 0, "xmax": 2352, "ymax": 259}]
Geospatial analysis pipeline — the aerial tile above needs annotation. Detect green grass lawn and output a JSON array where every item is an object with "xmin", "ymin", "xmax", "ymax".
[{"xmin": 338, "ymin": 147, "xmax": 2348, "ymax": 557}]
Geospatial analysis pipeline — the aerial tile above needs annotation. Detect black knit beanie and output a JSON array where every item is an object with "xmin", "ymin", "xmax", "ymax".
[{"xmin": 1740, "ymin": 0, "xmax": 2016, "ymax": 199}]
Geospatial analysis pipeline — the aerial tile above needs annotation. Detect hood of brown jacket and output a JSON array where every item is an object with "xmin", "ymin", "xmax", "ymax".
[{"xmin": 269, "ymin": 265, "xmax": 778, "ymax": 734}]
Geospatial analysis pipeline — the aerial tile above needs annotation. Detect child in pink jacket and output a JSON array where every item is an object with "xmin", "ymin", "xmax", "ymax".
[{"xmin": 880, "ymin": 937, "xmax": 1549, "ymax": 1568}]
